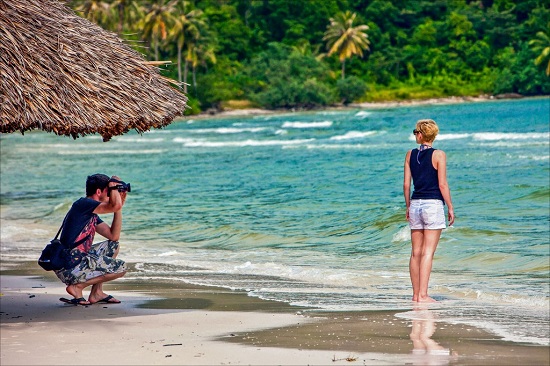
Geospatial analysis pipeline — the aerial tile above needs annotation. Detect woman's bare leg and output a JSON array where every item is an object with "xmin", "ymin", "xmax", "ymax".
[
  {"xmin": 410, "ymin": 229, "xmax": 424, "ymax": 301},
  {"xmin": 417, "ymin": 229, "xmax": 442, "ymax": 302}
]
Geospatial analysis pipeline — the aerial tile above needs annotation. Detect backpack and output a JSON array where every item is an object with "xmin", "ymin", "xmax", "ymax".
[
  {"xmin": 38, "ymin": 239, "xmax": 69, "ymax": 271},
  {"xmin": 38, "ymin": 213, "xmax": 69, "ymax": 271}
]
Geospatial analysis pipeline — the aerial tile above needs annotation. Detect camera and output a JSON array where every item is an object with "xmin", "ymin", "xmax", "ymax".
[
  {"xmin": 116, "ymin": 182, "xmax": 131, "ymax": 192},
  {"xmin": 109, "ymin": 179, "xmax": 131, "ymax": 193}
]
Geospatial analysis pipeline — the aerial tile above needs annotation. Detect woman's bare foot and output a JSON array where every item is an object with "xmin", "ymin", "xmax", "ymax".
[{"xmin": 418, "ymin": 296, "xmax": 438, "ymax": 303}]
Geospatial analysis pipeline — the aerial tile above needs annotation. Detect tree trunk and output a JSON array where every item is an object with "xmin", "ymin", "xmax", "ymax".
[
  {"xmin": 183, "ymin": 59, "xmax": 189, "ymax": 93},
  {"xmin": 177, "ymin": 43, "xmax": 183, "ymax": 90},
  {"xmin": 118, "ymin": 3, "xmax": 124, "ymax": 34},
  {"xmin": 341, "ymin": 59, "xmax": 346, "ymax": 79}
]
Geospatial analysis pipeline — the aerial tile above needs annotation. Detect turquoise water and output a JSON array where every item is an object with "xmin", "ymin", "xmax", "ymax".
[{"xmin": 1, "ymin": 98, "xmax": 549, "ymax": 345}]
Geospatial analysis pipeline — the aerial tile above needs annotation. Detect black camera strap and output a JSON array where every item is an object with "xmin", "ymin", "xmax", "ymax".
[{"xmin": 54, "ymin": 211, "xmax": 70, "ymax": 241}]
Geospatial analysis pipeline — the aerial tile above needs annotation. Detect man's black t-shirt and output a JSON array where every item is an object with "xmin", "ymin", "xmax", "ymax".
[{"xmin": 60, "ymin": 197, "xmax": 104, "ymax": 252}]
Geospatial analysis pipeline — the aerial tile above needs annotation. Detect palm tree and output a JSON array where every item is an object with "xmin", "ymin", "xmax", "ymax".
[
  {"xmin": 323, "ymin": 11, "xmax": 370, "ymax": 79},
  {"xmin": 71, "ymin": 0, "xmax": 111, "ymax": 26},
  {"xmin": 168, "ymin": 4, "xmax": 207, "ymax": 91},
  {"xmin": 188, "ymin": 38, "xmax": 217, "ymax": 92},
  {"xmin": 529, "ymin": 29, "xmax": 550, "ymax": 76},
  {"xmin": 110, "ymin": 0, "xmax": 142, "ymax": 35},
  {"xmin": 292, "ymin": 40, "xmax": 325, "ymax": 61},
  {"xmin": 140, "ymin": 0, "xmax": 178, "ymax": 60}
]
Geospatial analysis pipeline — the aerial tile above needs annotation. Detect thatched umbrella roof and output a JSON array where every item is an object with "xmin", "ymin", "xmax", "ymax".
[{"xmin": 0, "ymin": 0, "xmax": 188, "ymax": 141}]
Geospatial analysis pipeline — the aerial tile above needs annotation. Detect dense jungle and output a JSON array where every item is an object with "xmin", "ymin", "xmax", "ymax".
[{"xmin": 68, "ymin": 0, "xmax": 550, "ymax": 114}]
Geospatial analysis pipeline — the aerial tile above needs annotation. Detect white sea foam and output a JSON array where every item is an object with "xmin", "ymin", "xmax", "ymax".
[
  {"xmin": 180, "ymin": 138, "xmax": 315, "ymax": 147},
  {"xmin": 237, "ymin": 260, "xmax": 255, "ymax": 268},
  {"xmin": 519, "ymin": 154, "xmax": 550, "ymax": 160},
  {"xmin": 479, "ymin": 141, "xmax": 549, "ymax": 147},
  {"xmin": 458, "ymin": 319, "xmax": 549, "ymax": 346},
  {"xmin": 172, "ymin": 137, "xmax": 198, "ymax": 143},
  {"xmin": 145, "ymin": 129, "xmax": 173, "ymax": 134},
  {"xmin": 57, "ymin": 149, "xmax": 165, "ymax": 155},
  {"xmin": 188, "ymin": 127, "xmax": 268, "ymax": 134},
  {"xmin": 330, "ymin": 131, "xmax": 376, "ymax": 141},
  {"xmin": 316, "ymin": 111, "xmax": 343, "ymax": 115},
  {"xmin": 115, "ymin": 137, "xmax": 165, "ymax": 143},
  {"xmin": 473, "ymin": 289, "xmax": 550, "ymax": 309},
  {"xmin": 436, "ymin": 133, "xmax": 470, "ymax": 140},
  {"xmin": 299, "ymin": 144, "xmax": 370, "ymax": 150},
  {"xmin": 410, "ymin": 132, "xmax": 550, "ymax": 142},
  {"xmin": 392, "ymin": 226, "xmax": 411, "ymax": 242},
  {"xmin": 168, "ymin": 256, "xmax": 397, "ymax": 290},
  {"xmin": 0, "ymin": 223, "xmax": 49, "ymax": 240},
  {"xmin": 14, "ymin": 143, "xmax": 75, "ymax": 152},
  {"xmin": 473, "ymin": 132, "xmax": 550, "ymax": 140},
  {"xmin": 282, "ymin": 121, "xmax": 333, "ymax": 128},
  {"xmin": 354, "ymin": 111, "xmax": 372, "ymax": 117},
  {"xmin": 157, "ymin": 251, "xmax": 179, "ymax": 257}
]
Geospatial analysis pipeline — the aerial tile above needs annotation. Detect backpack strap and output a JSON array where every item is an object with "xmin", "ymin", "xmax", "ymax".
[{"xmin": 54, "ymin": 211, "xmax": 70, "ymax": 241}]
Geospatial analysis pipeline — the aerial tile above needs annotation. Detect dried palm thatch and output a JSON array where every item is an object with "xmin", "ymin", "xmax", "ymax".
[{"xmin": 0, "ymin": 0, "xmax": 188, "ymax": 141}]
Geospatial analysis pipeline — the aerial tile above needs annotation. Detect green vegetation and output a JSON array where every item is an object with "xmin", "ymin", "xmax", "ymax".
[
  {"xmin": 69, "ymin": 0, "xmax": 549, "ymax": 114},
  {"xmin": 529, "ymin": 29, "xmax": 550, "ymax": 76},
  {"xmin": 323, "ymin": 10, "xmax": 371, "ymax": 79}
]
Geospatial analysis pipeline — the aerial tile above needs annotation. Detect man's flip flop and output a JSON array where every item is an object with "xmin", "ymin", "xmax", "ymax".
[
  {"xmin": 95, "ymin": 295, "xmax": 121, "ymax": 304},
  {"xmin": 59, "ymin": 297, "xmax": 90, "ymax": 306}
]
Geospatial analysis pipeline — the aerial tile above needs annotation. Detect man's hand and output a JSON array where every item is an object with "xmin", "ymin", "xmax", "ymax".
[
  {"xmin": 120, "ymin": 191, "xmax": 127, "ymax": 206},
  {"xmin": 109, "ymin": 175, "xmax": 121, "ymax": 186}
]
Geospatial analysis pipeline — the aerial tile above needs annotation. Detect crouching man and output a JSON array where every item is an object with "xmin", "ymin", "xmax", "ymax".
[{"xmin": 55, "ymin": 173, "xmax": 128, "ymax": 305}]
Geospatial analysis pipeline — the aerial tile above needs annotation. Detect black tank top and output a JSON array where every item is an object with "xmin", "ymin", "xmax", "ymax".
[{"xmin": 410, "ymin": 148, "xmax": 444, "ymax": 202}]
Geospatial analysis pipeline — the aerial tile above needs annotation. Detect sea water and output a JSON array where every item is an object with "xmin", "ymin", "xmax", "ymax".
[{"xmin": 1, "ymin": 98, "xmax": 549, "ymax": 345}]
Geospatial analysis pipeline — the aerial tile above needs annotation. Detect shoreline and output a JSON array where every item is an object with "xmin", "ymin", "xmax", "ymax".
[
  {"xmin": 191, "ymin": 94, "xmax": 546, "ymax": 120},
  {"xmin": 1, "ymin": 271, "xmax": 548, "ymax": 365}
]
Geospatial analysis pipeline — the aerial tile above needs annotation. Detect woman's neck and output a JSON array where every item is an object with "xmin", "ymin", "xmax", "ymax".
[{"xmin": 419, "ymin": 143, "xmax": 432, "ymax": 151}]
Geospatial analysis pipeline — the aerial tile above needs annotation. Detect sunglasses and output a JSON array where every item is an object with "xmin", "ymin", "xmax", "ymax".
[{"xmin": 413, "ymin": 129, "xmax": 422, "ymax": 135}]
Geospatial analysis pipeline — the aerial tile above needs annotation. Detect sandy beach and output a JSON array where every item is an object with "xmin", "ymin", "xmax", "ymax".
[
  {"xmin": 195, "ymin": 94, "xmax": 521, "ymax": 119},
  {"xmin": 1, "ymin": 270, "xmax": 548, "ymax": 366}
]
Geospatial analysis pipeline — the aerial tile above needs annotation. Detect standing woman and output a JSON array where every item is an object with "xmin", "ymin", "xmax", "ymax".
[{"xmin": 404, "ymin": 119, "xmax": 455, "ymax": 302}]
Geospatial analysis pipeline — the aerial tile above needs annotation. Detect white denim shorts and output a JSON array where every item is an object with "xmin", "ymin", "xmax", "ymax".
[{"xmin": 409, "ymin": 199, "xmax": 446, "ymax": 230}]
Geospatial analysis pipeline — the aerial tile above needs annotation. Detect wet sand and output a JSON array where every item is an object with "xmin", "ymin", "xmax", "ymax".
[{"xmin": 1, "ymin": 272, "xmax": 548, "ymax": 365}]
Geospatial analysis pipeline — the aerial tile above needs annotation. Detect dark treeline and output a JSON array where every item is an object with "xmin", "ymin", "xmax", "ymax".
[{"xmin": 69, "ymin": 0, "xmax": 550, "ymax": 114}]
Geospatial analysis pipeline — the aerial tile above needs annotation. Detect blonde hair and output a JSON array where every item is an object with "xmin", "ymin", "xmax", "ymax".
[{"xmin": 416, "ymin": 119, "xmax": 439, "ymax": 142}]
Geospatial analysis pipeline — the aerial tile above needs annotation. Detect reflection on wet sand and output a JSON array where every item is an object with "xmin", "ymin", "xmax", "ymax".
[{"xmin": 404, "ymin": 305, "xmax": 458, "ymax": 365}]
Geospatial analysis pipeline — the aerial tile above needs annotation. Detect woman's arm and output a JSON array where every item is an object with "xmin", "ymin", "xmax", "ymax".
[
  {"xmin": 434, "ymin": 150, "xmax": 455, "ymax": 226},
  {"xmin": 403, "ymin": 150, "xmax": 412, "ymax": 221}
]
